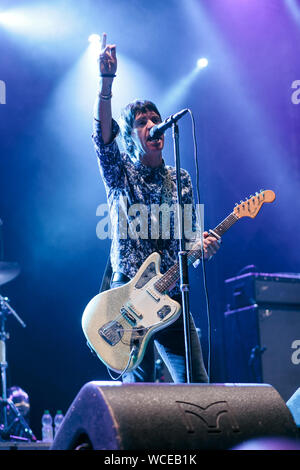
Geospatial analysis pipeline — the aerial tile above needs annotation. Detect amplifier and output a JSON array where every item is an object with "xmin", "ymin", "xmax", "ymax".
[
  {"xmin": 224, "ymin": 305, "xmax": 300, "ymax": 402},
  {"xmin": 225, "ymin": 272, "xmax": 300, "ymax": 310}
]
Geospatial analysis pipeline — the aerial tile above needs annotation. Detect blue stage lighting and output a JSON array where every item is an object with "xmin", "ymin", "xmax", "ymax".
[
  {"xmin": 0, "ymin": 10, "xmax": 27, "ymax": 27},
  {"xmin": 0, "ymin": 5, "xmax": 78, "ymax": 41},
  {"xmin": 88, "ymin": 33, "xmax": 101, "ymax": 58},
  {"xmin": 88, "ymin": 33, "xmax": 101, "ymax": 44},
  {"xmin": 286, "ymin": 0, "xmax": 300, "ymax": 24},
  {"xmin": 197, "ymin": 57, "xmax": 208, "ymax": 69}
]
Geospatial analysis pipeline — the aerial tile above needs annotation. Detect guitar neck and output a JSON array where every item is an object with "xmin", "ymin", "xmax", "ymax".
[{"xmin": 154, "ymin": 211, "xmax": 238, "ymax": 294}]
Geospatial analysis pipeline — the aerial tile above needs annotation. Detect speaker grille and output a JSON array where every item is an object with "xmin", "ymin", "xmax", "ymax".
[{"xmin": 51, "ymin": 381, "xmax": 297, "ymax": 450}]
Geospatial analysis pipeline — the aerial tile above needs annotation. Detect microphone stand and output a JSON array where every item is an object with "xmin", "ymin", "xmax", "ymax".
[{"xmin": 172, "ymin": 122, "xmax": 193, "ymax": 383}]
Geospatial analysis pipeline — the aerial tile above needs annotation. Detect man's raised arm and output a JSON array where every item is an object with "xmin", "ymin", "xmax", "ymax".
[{"xmin": 94, "ymin": 32, "xmax": 117, "ymax": 144}]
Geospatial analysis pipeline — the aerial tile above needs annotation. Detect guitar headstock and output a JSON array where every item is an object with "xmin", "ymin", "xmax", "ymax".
[{"xmin": 233, "ymin": 190, "xmax": 276, "ymax": 219}]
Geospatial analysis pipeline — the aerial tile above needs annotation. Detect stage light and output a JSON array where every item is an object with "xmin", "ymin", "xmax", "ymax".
[
  {"xmin": 159, "ymin": 56, "xmax": 209, "ymax": 112},
  {"xmin": 88, "ymin": 33, "xmax": 101, "ymax": 44},
  {"xmin": 0, "ymin": 4, "xmax": 78, "ymax": 41},
  {"xmin": 286, "ymin": 0, "xmax": 300, "ymax": 24},
  {"xmin": 88, "ymin": 33, "xmax": 102, "ymax": 57},
  {"xmin": 0, "ymin": 10, "xmax": 28, "ymax": 28},
  {"xmin": 197, "ymin": 57, "xmax": 208, "ymax": 69}
]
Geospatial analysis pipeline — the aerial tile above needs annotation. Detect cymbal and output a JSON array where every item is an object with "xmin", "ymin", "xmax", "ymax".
[{"xmin": 0, "ymin": 262, "xmax": 21, "ymax": 286}]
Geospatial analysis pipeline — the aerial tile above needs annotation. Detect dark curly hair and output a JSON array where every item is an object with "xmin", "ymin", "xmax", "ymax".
[{"xmin": 119, "ymin": 99, "xmax": 161, "ymax": 160}]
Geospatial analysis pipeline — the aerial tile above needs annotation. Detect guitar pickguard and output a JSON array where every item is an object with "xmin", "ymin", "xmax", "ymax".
[
  {"xmin": 130, "ymin": 326, "xmax": 146, "ymax": 352},
  {"xmin": 134, "ymin": 261, "xmax": 156, "ymax": 289}
]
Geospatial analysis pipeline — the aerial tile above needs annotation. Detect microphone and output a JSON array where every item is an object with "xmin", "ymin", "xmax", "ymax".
[{"xmin": 149, "ymin": 108, "xmax": 189, "ymax": 140}]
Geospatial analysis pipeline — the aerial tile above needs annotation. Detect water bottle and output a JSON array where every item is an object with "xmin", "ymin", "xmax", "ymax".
[
  {"xmin": 41, "ymin": 410, "xmax": 53, "ymax": 443},
  {"xmin": 54, "ymin": 410, "xmax": 64, "ymax": 437}
]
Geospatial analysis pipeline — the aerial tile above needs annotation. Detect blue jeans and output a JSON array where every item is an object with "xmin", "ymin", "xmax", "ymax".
[{"xmin": 110, "ymin": 279, "xmax": 208, "ymax": 384}]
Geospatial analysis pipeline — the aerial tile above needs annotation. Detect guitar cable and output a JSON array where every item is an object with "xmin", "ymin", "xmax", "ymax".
[
  {"xmin": 106, "ymin": 345, "xmax": 138, "ymax": 381},
  {"xmin": 187, "ymin": 109, "xmax": 212, "ymax": 383}
]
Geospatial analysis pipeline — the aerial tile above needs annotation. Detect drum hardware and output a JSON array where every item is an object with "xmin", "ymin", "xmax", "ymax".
[
  {"xmin": 0, "ymin": 262, "xmax": 20, "ymax": 287},
  {"xmin": 0, "ymin": 294, "xmax": 36, "ymax": 441},
  {"xmin": 0, "ymin": 242, "xmax": 36, "ymax": 441}
]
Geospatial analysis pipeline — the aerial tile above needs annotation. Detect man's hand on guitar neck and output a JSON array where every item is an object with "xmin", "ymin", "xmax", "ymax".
[{"xmin": 199, "ymin": 231, "xmax": 221, "ymax": 260}]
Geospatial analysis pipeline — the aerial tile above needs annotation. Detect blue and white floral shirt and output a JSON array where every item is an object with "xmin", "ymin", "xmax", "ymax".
[{"xmin": 93, "ymin": 119, "xmax": 199, "ymax": 296}]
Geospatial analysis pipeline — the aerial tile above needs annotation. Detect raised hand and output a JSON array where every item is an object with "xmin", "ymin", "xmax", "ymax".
[{"xmin": 99, "ymin": 32, "xmax": 117, "ymax": 77}]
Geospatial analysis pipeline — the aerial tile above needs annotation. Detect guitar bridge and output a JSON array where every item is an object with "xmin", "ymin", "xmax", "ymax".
[
  {"xmin": 126, "ymin": 302, "xmax": 143, "ymax": 319},
  {"xmin": 146, "ymin": 288, "xmax": 160, "ymax": 303},
  {"xmin": 98, "ymin": 321, "xmax": 124, "ymax": 346}
]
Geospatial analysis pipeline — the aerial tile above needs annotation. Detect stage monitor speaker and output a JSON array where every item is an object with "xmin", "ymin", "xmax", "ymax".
[
  {"xmin": 224, "ymin": 305, "xmax": 300, "ymax": 401},
  {"xmin": 287, "ymin": 387, "xmax": 300, "ymax": 428},
  {"xmin": 51, "ymin": 381, "xmax": 297, "ymax": 450}
]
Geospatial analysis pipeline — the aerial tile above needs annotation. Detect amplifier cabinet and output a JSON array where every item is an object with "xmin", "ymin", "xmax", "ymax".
[
  {"xmin": 224, "ymin": 305, "xmax": 300, "ymax": 402},
  {"xmin": 225, "ymin": 272, "xmax": 300, "ymax": 310}
]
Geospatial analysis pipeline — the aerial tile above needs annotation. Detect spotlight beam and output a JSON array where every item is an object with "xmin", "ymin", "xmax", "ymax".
[{"xmin": 197, "ymin": 57, "xmax": 208, "ymax": 69}]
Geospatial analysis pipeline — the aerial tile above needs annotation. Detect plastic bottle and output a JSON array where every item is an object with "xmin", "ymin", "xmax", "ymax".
[
  {"xmin": 41, "ymin": 410, "xmax": 53, "ymax": 443},
  {"xmin": 54, "ymin": 410, "xmax": 64, "ymax": 437}
]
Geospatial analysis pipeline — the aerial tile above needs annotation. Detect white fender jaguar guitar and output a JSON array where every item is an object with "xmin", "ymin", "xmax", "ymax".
[{"xmin": 82, "ymin": 190, "xmax": 275, "ymax": 374}]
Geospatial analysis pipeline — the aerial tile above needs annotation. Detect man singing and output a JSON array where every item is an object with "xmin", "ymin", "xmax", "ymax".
[{"xmin": 92, "ymin": 33, "xmax": 220, "ymax": 383}]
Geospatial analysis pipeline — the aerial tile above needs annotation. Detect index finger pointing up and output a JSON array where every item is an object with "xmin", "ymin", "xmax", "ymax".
[{"xmin": 101, "ymin": 32, "xmax": 107, "ymax": 50}]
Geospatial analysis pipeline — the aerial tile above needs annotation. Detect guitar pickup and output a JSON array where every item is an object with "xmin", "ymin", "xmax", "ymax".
[
  {"xmin": 126, "ymin": 302, "xmax": 143, "ymax": 319},
  {"xmin": 120, "ymin": 307, "xmax": 137, "ymax": 326},
  {"xmin": 146, "ymin": 289, "xmax": 160, "ymax": 303}
]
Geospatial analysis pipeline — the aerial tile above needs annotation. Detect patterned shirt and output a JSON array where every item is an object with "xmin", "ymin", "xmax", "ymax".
[{"xmin": 93, "ymin": 119, "xmax": 200, "ymax": 296}]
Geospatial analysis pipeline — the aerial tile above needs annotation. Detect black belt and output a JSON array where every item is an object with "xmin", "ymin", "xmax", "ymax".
[{"xmin": 111, "ymin": 272, "xmax": 130, "ymax": 284}]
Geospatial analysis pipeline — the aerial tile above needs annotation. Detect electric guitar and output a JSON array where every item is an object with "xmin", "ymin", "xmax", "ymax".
[{"xmin": 82, "ymin": 190, "xmax": 275, "ymax": 374}]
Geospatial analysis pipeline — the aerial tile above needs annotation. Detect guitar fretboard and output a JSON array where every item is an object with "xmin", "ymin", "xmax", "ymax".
[{"xmin": 154, "ymin": 212, "xmax": 238, "ymax": 293}]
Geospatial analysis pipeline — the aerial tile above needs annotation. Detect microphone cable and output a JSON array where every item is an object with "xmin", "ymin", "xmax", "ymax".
[{"xmin": 187, "ymin": 109, "xmax": 212, "ymax": 383}]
